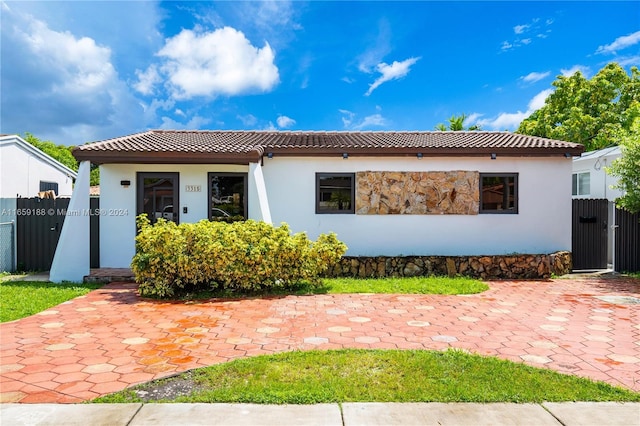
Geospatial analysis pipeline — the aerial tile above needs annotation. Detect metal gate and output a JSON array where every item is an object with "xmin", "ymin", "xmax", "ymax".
[
  {"xmin": 16, "ymin": 197, "xmax": 100, "ymax": 271},
  {"xmin": 572, "ymin": 199, "xmax": 608, "ymax": 270},
  {"xmin": 615, "ymin": 208, "xmax": 640, "ymax": 273}
]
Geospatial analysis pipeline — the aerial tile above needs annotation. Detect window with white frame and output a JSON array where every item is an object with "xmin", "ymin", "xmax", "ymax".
[{"xmin": 572, "ymin": 172, "xmax": 590, "ymax": 196}]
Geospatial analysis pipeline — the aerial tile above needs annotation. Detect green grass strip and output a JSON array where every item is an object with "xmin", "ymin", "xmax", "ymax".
[
  {"xmin": 95, "ymin": 349, "xmax": 640, "ymax": 404},
  {"xmin": 0, "ymin": 281, "xmax": 102, "ymax": 322}
]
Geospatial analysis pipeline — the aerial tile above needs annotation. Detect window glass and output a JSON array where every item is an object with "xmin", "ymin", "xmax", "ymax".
[
  {"xmin": 137, "ymin": 173, "xmax": 179, "ymax": 224},
  {"xmin": 209, "ymin": 173, "xmax": 247, "ymax": 219},
  {"xmin": 39, "ymin": 181, "xmax": 59, "ymax": 196},
  {"xmin": 316, "ymin": 173, "xmax": 355, "ymax": 214},
  {"xmin": 480, "ymin": 174, "xmax": 518, "ymax": 214},
  {"xmin": 572, "ymin": 174, "xmax": 578, "ymax": 196},
  {"xmin": 578, "ymin": 172, "xmax": 590, "ymax": 195}
]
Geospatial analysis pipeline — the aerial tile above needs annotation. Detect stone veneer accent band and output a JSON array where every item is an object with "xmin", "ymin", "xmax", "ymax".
[
  {"xmin": 355, "ymin": 171, "xmax": 479, "ymax": 215},
  {"xmin": 326, "ymin": 251, "xmax": 572, "ymax": 280}
]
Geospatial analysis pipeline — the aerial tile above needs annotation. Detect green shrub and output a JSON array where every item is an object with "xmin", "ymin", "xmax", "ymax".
[{"xmin": 132, "ymin": 216, "xmax": 347, "ymax": 297}]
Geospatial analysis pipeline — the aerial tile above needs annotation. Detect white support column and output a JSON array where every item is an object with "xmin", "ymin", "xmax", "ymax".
[
  {"xmin": 249, "ymin": 162, "xmax": 272, "ymax": 224},
  {"xmin": 50, "ymin": 161, "xmax": 90, "ymax": 283}
]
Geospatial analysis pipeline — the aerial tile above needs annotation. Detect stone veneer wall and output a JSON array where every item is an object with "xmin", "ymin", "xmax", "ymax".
[
  {"xmin": 326, "ymin": 251, "xmax": 572, "ymax": 280},
  {"xmin": 355, "ymin": 171, "xmax": 479, "ymax": 215}
]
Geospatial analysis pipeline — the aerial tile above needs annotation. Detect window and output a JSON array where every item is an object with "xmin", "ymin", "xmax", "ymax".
[
  {"xmin": 480, "ymin": 173, "xmax": 518, "ymax": 214},
  {"xmin": 572, "ymin": 172, "xmax": 590, "ymax": 196},
  {"xmin": 208, "ymin": 173, "xmax": 247, "ymax": 219},
  {"xmin": 137, "ymin": 172, "xmax": 179, "ymax": 224},
  {"xmin": 39, "ymin": 181, "xmax": 59, "ymax": 195},
  {"xmin": 316, "ymin": 173, "xmax": 355, "ymax": 214}
]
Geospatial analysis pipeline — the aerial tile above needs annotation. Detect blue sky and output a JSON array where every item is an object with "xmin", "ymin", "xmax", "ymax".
[{"xmin": 1, "ymin": 1, "xmax": 639, "ymax": 146}]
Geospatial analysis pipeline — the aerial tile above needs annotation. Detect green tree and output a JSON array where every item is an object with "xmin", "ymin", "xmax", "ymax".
[
  {"xmin": 606, "ymin": 118, "xmax": 640, "ymax": 213},
  {"xmin": 517, "ymin": 63, "xmax": 640, "ymax": 151},
  {"xmin": 435, "ymin": 113, "xmax": 481, "ymax": 131},
  {"xmin": 23, "ymin": 133, "xmax": 100, "ymax": 186}
]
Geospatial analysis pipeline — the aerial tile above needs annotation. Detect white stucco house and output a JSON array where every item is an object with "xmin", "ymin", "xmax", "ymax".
[
  {"xmin": 51, "ymin": 130, "xmax": 583, "ymax": 282},
  {"xmin": 0, "ymin": 134, "xmax": 77, "ymax": 198},
  {"xmin": 571, "ymin": 146, "xmax": 623, "ymax": 200}
]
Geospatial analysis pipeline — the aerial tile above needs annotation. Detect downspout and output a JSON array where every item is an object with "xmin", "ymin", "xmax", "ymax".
[{"xmin": 50, "ymin": 161, "xmax": 90, "ymax": 283}]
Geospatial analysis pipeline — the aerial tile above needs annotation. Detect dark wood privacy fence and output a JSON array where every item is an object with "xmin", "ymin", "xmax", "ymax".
[
  {"xmin": 615, "ymin": 207, "xmax": 640, "ymax": 273},
  {"xmin": 572, "ymin": 199, "xmax": 609, "ymax": 270},
  {"xmin": 16, "ymin": 197, "xmax": 100, "ymax": 272}
]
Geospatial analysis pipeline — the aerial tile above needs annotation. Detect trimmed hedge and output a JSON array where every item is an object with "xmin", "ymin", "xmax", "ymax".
[{"xmin": 132, "ymin": 216, "xmax": 347, "ymax": 297}]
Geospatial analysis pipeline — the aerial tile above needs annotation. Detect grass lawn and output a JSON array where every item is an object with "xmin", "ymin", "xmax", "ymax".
[
  {"xmin": 0, "ymin": 280, "xmax": 102, "ymax": 322},
  {"xmin": 95, "ymin": 349, "xmax": 640, "ymax": 404},
  {"xmin": 177, "ymin": 276, "xmax": 488, "ymax": 300}
]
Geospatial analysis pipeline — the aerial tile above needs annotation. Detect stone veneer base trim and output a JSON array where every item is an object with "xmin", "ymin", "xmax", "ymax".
[{"xmin": 325, "ymin": 251, "xmax": 572, "ymax": 280}]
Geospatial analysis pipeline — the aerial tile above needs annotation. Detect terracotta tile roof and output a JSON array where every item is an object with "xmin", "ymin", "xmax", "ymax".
[{"xmin": 74, "ymin": 130, "xmax": 584, "ymax": 164}]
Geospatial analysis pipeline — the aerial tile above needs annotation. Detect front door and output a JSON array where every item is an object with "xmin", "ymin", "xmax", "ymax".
[
  {"xmin": 208, "ymin": 173, "xmax": 247, "ymax": 219},
  {"xmin": 137, "ymin": 172, "xmax": 180, "ymax": 224}
]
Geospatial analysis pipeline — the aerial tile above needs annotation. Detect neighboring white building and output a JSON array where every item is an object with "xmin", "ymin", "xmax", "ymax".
[
  {"xmin": 0, "ymin": 134, "xmax": 77, "ymax": 198},
  {"xmin": 571, "ymin": 146, "xmax": 623, "ymax": 201},
  {"xmin": 64, "ymin": 130, "xmax": 583, "ymax": 272}
]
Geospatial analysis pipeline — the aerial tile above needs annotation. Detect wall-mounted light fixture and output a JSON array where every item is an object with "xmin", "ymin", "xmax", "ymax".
[
  {"xmin": 342, "ymin": 153, "xmax": 349, "ymax": 159},
  {"xmin": 267, "ymin": 152, "xmax": 274, "ymax": 159},
  {"xmin": 490, "ymin": 153, "xmax": 497, "ymax": 160},
  {"xmin": 564, "ymin": 153, "xmax": 572, "ymax": 159},
  {"xmin": 120, "ymin": 180, "xmax": 131, "ymax": 187},
  {"xmin": 417, "ymin": 153, "xmax": 423, "ymax": 159}
]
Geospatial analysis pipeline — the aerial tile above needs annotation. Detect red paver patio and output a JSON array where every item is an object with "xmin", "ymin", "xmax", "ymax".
[{"xmin": 1, "ymin": 277, "xmax": 638, "ymax": 403}]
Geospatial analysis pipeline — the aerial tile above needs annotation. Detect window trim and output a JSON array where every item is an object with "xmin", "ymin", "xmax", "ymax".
[
  {"xmin": 316, "ymin": 172, "xmax": 355, "ymax": 214},
  {"xmin": 207, "ymin": 172, "xmax": 248, "ymax": 220},
  {"xmin": 39, "ymin": 181, "xmax": 59, "ymax": 195},
  {"xmin": 136, "ymin": 172, "xmax": 180, "ymax": 224},
  {"xmin": 479, "ymin": 173, "xmax": 518, "ymax": 214},
  {"xmin": 572, "ymin": 171, "xmax": 590, "ymax": 196}
]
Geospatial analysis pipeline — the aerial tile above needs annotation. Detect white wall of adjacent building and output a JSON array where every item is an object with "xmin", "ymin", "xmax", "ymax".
[
  {"xmin": 98, "ymin": 155, "xmax": 573, "ymax": 268},
  {"xmin": 571, "ymin": 146, "xmax": 623, "ymax": 201},
  {"xmin": 0, "ymin": 135, "xmax": 76, "ymax": 198}
]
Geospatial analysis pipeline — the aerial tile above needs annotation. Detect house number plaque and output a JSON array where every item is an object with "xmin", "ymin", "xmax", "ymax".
[{"xmin": 185, "ymin": 185, "xmax": 201, "ymax": 192}]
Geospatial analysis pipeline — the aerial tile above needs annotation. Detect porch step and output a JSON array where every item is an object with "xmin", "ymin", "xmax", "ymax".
[{"xmin": 84, "ymin": 268, "xmax": 135, "ymax": 283}]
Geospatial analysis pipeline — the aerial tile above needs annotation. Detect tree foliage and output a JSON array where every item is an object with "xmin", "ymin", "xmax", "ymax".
[
  {"xmin": 606, "ymin": 118, "xmax": 640, "ymax": 213},
  {"xmin": 517, "ymin": 63, "xmax": 640, "ymax": 151},
  {"xmin": 435, "ymin": 113, "xmax": 481, "ymax": 131},
  {"xmin": 23, "ymin": 133, "xmax": 99, "ymax": 186}
]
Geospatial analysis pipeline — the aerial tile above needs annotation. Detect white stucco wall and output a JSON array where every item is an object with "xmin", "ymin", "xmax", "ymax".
[
  {"xmin": 572, "ymin": 147, "xmax": 623, "ymax": 201},
  {"xmin": 99, "ymin": 163, "xmax": 248, "ymax": 267},
  {"xmin": 262, "ymin": 156, "xmax": 573, "ymax": 257},
  {"xmin": 0, "ymin": 137, "xmax": 75, "ymax": 198},
  {"xmin": 99, "ymin": 156, "xmax": 573, "ymax": 267}
]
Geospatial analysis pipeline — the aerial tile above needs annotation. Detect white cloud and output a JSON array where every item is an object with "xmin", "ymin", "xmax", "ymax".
[
  {"xmin": 339, "ymin": 110, "xmax": 387, "ymax": 130},
  {"xmin": 501, "ymin": 41, "xmax": 513, "ymax": 51},
  {"xmin": 356, "ymin": 19, "xmax": 392, "ymax": 73},
  {"xmin": 514, "ymin": 24, "xmax": 529, "ymax": 34},
  {"xmin": 237, "ymin": 114, "xmax": 258, "ymax": 127},
  {"xmin": 528, "ymin": 89, "xmax": 553, "ymax": 111},
  {"xmin": 521, "ymin": 71, "xmax": 550, "ymax": 83},
  {"xmin": 159, "ymin": 114, "xmax": 212, "ymax": 130},
  {"xmin": 156, "ymin": 27, "xmax": 279, "ymax": 100},
  {"xmin": 339, "ymin": 109, "xmax": 355, "ymax": 128},
  {"xmin": 0, "ymin": 6, "xmax": 148, "ymax": 145},
  {"xmin": 365, "ymin": 57, "xmax": 420, "ymax": 96},
  {"xmin": 353, "ymin": 114, "xmax": 387, "ymax": 130},
  {"xmin": 614, "ymin": 55, "xmax": 640, "ymax": 67},
  {"xmin": 134, "ymin": 65, "xmax": 161, "ymax": 95},
  {"xmin": 521, "ymin": 38, "xmax": 532, "ymax": 45},
  {"xmin": 276, "ymin": 115, "xmax": 296, "ymax": 128},
  {"xmin": 477, "ymin": 89, "xmax": 553, "ymax": 130},
  {"xmin": 560, "ymin": 65, "xmax": 591, "ymax": 78},
  {"xmin": 596, "ymin": 30, "xmax": 640, "ymax": 54}
]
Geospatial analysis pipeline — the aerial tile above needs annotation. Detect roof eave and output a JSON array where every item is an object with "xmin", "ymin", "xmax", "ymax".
[{"xmin": 73, "ymin": 150, "xmax": 262, "ymax": 165}]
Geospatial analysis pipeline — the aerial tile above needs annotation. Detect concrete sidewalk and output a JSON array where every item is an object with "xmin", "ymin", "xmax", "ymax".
[{"xmin": 1, "ymin": 402, "xmax": 639, "ymax": 426}]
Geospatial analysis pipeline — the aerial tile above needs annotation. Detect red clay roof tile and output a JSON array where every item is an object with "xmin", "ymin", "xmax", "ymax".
[{"xmin": 73, "ymin": 130, "xmax": 584, "ymax": 164}]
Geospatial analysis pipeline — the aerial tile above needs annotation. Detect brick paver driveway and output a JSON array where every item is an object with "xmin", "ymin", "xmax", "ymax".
[{"xmin": 1, "ymin": 277, "xmax": 638, "ymax": 403}]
